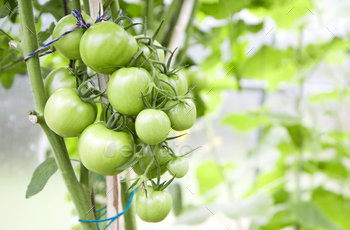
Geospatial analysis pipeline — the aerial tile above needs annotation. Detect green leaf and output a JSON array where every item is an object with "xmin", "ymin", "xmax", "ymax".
[
  {"xmin": 313, "ymin": 188, "xmax": 350, "ymax": 230},
  {"xmin": 291, "ymin": 201, "xmax": 340, "ymax": 230},
  {"xmin": 221, "ymin": 113, "xmax": 269, "ymax": 132},
  {"xmin": 0, "ymin": 2, "xmax": 11, "ymax": 18},
  {"xmin": 37, "ymin": 22, "xmax": 55, "ymax": 45},
  {"xmin": 196, "ymin": 160, "xmax": 224, "ymax": 195},
  {"xmin": 199, "ymin": 0, "xmax": 246, "ymax": 19},
  {"xmin": 25, "ymin": 157, "xmax": 58, "ymax": 198},
  {"xmin": 42, "ymin": 0, "xmax": 64, "ymax": 21},
  {"xmin": 261, "ymin": 207, "xmax": 295, "ymax": 230}
]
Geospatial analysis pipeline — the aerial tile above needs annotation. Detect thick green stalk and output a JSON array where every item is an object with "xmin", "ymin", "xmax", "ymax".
[
  {"xmin": 158, "ymin": 0, "xmax": 182, "ymax": 44},
  {"xmin": 121, "ymin": 173, "xmax": 137, "ymax": 230},
  {"xmin": 110, "ymin": 0, "xmax": 120, "ymax": 22},
  {"xmin": 72, "ymin": 0, "xmax": 81, "ymax": 11},
  {"xmin": 83, "ymin": 0, "xmax": 91, "ymax": 15},
  {"xmin": 18, "ymin": 1, "xmax": 97, "ymax": 229},
  {"xmin": 146, "ymin": 0, "xmax": 154, "ymax": 31}
]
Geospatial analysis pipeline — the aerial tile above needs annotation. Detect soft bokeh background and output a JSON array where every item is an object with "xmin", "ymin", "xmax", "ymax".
[{"xmin": 1, "ymin": 0, "xmax": 350, "ymax": 229}]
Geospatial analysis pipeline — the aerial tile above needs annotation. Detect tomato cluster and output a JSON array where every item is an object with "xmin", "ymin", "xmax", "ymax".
[{"xmin": 43, "ymin": 13, "xmax": 200, "ymax": 223}]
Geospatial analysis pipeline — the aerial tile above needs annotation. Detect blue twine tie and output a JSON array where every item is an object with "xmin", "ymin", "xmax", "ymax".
[
  {"xmin": 23, "ymin": 9, "xmax": 106, "ymax": 62},
  {"xmin": 79, "ymin": 190, "xmax": 135, "ymax": 230},
  {"xmin": 119, "ymin": 9, "xmax": 123, "ymax": 26}
]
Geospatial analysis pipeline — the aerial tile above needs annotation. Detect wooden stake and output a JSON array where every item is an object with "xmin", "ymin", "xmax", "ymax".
[{"xmin": 88, "ymin": 1, "xmax": 123, "ymax": 229}]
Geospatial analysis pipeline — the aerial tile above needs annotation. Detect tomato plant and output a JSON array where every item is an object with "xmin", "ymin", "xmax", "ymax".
[
  {"xmin": 167, "ymin": 157, "xmax": 189, "ymax": 178},
  {"xmin": 52, "ymin": 13, "xmax": 94, "ymax": 60},
  {"xmin": 44, "ymin": 88, "xmax": 97, "ymax": 137},
  {"xmin": 136, "ymin": 38, "xmax": 164, "ymax": 68},
  {"xmin": 159, "ymin": 72, "xmax": 188, "ymax": 96},
  {"xmin": 79, "ymin": 122, "xmax": 134, "ymax": 176},
  {"xmin": 164, "ymin": 99, "xmax": 196, "ymax": 131},
  {"xmin": 136, "ymin": 186, "xmax": 173, "ymax": 223},
  {"xmin": 135, "ymin": 109, "xmax": 171, "ymax": 145},
  {"xmin": 133, "ymin": 144, "xmax": 171, "ymax": 179},
  {"xmin": 107, "ymin": 67, "xmax": 151, "ymax": 115},
  {"xmin": 79, "ymin": 21, "xmax": 138, "ymax": 74},
  {"xmin": 44, "ymin": 67, "xmax": 76, "ymax": 97}
]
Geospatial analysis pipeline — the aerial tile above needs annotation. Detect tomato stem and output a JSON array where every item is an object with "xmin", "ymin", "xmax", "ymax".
[{"xmin": 18, "ymin": 1, "xmax": 97, "ymax": 229}]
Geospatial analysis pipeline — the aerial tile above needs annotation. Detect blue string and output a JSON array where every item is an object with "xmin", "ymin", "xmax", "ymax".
[
  {"xmin": 119, "ymin": 9, "xmax": 123, "ymax": 26},
  {"xmin": 79, "ymin": 190, "xmax": 135, "ymax": 230},
  {"xmin": 23, "ymin": 9, "xmax": 106, "ymax": 62}
]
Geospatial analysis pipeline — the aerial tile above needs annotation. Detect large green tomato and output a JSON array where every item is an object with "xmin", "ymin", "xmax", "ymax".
[
  {"xmin": 185, "ymin": 66, "xmax": 207, "ymax": 92},
  {"xmin": 80, "ymin": 22, "xmax": 138, "ymax": 74},
  {"xmin": 133, "ymin": 144, "xmax": 171, "ymax": 179},
  {"xmin": 159, "ymin": 72, "xmax": 188, "ymax": 96},
  {"xmin": 164, "ymin": 99, "xmax": 196, "ymax": 131},
  {"xmin": 136, "ymin": 186, "xmax": 173, "ymax": 223},
  {"xmin": 52, "ymin": 14, "xmax": 94, "ymax": 60},
  {"xmin": 107, "ymin": 68, "xmax": 150, "ymax": 115},
  {"xmin": 167, "ymin": 157, "xmax": 189, "ymax": 178},
  {"xmin": 136, "ymin": 39, "xmax": 164, "ymax": 68},
  {"xmin": 44, "ymin": 67, "xmax": 76, "ymax": 97},
  {"xmin": 44, "ymin": 88, "xmax": 97, "ymax": 137},
  {"xmin": 79, "ymin": 122, "xmax": 134, "ymax": 176},
  {"xmin": 135, "ymin": 109, "xmax": 171, "ymax": 145}
]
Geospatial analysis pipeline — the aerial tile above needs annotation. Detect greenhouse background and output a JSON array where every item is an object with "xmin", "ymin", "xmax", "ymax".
[{"xmin": 1, "ymin": 0, "xmax": 350, "ymax": 229}]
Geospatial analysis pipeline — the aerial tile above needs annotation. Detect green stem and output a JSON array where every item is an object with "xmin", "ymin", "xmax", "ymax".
[
  {"xmin": 110, "ymin": 0, "xmax": 120, "ymax": 22},
  {"xmin": 72, "ymin": 0, "xmax": 81, "ymax": 11},
  {"xmin": 83, "ymin": 0, "xmax": 90, "ymax": 15},
  {"xmin": 121, "ymin": 173, "xmax": 137, "ymax": 230},
  {"xmin": 146, "ymin": 0, "xmax": 154, "ymax": 31},
  {"xmin": 18, "ymin": 1, "xmax": 97, "ymax": 229},
  {"xmin": 0, "ymin": 56, "xmax": 23, "ymax": 72},
  {"xmin": 80, "ymin": 162, "xmax": 89, "ymax": 189},
  {"xmin": 0, "ymin": 29, "xmax": 14, "ymax": 40},
  {"xmin": 159, "ymin": 0, "xmax": 183, "ymax": 46}
]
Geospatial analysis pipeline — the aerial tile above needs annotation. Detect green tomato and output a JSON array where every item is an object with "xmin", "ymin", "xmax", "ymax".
[
  {"xmin": 80, "ymin": 22, "xmax": 138, "ymax": 74},
  {"xmin": 107, "ymin": 67, "xmax": 150, "ymax": 115},
  {"xmin": 164, "ymin": 99, "xmax": 196, "ymax": 131},
  {"xmin": 185, "ymin": 66, "xmax": 207, "ymax": 92},
  {"xmin": 79, "ymin": 122, "xmax": 134, "ymax": 176},
  {"xmin": 133, "ymin": 144, "xmax": 171, "ymax": 179},
  {"xmin": 167, "ymin": 157, "xmax": 189, "ymax": 178},
  {"xmin": 52, "ymin": 14, "xmax": 94, "ymax": 60},
  {"xmin": 44, "ymin": 67, "xmax": 76, "ymax": 97},
  {"xmin": 159, "ymin": 72, "xmax": 188, "ymax": 96},
  {"xmin": 44, "ymin": 88, "xmax": 97, "ymax": 137},
  {"xmin": 136, "ymin": 39, "xmax": 164, "ymax": 68},
  {"xmin": 135, "ymin": 109, "xmax": 171, "ymax": 145},
  {"xmin": 136, "ymin": 186, "xmax": 173, "ymax": 223}
]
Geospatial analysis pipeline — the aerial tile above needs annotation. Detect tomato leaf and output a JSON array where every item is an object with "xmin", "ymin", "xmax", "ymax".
[
  {"xmin": 115, "ymin": 152, "xmax": 142, "ymax": 171},
  {"xmin": 25, "ymin": 157, "xmax": 58, "ymax": 199},
  {"xmin": 0, "ymin": 2, "xmax": 11, "ymax": 18},
  {"xmin": 290, "ymin": 201, "xmax": 340, "ymax": 230}
]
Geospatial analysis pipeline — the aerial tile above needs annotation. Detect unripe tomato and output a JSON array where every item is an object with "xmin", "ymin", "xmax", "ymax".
[
  {"xmin": 52, "ymin": 14, "xmax": 94, "ymax": 60},
  {"xmin": 159, "ymin": 72, "xmax": 188, "ymax": 96},
  {"xmin": 185, "ymin": 66, "xmax": 207, "ymax": 92},
  {"xmin": 44, "ymin": 67, "xmax": 76, "ymax": 97},
  {"xmin": 107, "ymin": 68, "xmax": 151, "ymax": 115},
  {"xmin": 136, "ymin": 38, "xmax": 164, "ymax": 68},
  {"xmin": 136, "ymin": 186, "xmax": 173, "ymax": 223},
  {"xmin": 80, "ymin": 22, "xmax": 138, "ymax": 74},
  {"xmin": 79, "ymin": 122, "xmax": 134, "ymax": 176},
  {"xmin": 44, "ymin": 88, "xmax": 97, "ymax": 137},
  {"xmin": 164, "ymin": 99, "xmax": 196, "ymax": 131},
  {"xmin": 135, "ymin": 109, "xmax": 171, "ymax": 145},
  {"xmin": 133, "ymin": 144, "xmax": 171, "ymax": 179},
  {"xmin": 167, "ymin": 157, "xmax": 189, "ymax": 178}
]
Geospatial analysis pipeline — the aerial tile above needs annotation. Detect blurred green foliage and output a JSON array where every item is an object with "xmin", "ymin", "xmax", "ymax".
[{"xmin": 2, "ymin": 0, "xmax": 350, "ymax": 229}]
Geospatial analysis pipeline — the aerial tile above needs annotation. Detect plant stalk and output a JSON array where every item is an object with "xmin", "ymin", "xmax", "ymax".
[
  {"xmin": 110, "ymin": 0, "xmax": 120, "ymax": 22},
  {"xmin": 121, "ymin": 173, "xmax": 137, "ymax": 230},
  {"xmin": 18, "ymin": 0, "xmax": 97, "ymax": 229},
  {"xmin": 72, "ymin": 0, "xmax": 81, "ymax": 11}
]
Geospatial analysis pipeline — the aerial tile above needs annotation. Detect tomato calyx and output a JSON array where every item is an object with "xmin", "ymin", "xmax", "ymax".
[
  {"xmin": 105, "ymin": 111, "xmax": 127, "ymax": 131},
  {"xmin": 76, "ymin": 76, "xmax": 108, "ymax": 105}
]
